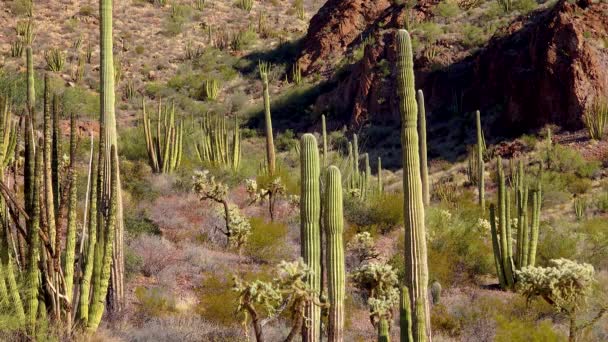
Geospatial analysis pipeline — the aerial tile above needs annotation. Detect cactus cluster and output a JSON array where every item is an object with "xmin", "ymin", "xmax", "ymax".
[
  {"xmin": 142, "ymin": 99, "xmax": 183, "ymax": 173},
  {"xmin": 490, "ymin": 158, "xmax": 543, "ymax": 289},
  {"xmin": 195, "ymin": 113, "xmax": 241, "ymax": 171},
  {"xmin": 345, "ymin": 134, "xmax": 383, "ymax": 199}
]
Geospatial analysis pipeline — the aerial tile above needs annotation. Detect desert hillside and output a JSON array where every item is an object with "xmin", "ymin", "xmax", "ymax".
[{"xmin": 0, "ymin": 0, "xmax": 607, "ymax": 341}]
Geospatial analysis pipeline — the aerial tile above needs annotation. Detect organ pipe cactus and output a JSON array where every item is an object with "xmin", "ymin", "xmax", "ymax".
[
  {"xmin": 325, "ymin": 166, "xmax": 345, "ymax": 342},
  {"xmin": 142, "ymin": 99, "xmax": 183, "ymax": 173},
  {"xmin": 300, "ymin": 133, "xmax": 321, "ymax": 342},
  {"xmin": 476, "ymin": 110, "xmax": 485, "ymax": 211},
  {"xmin": 261, "ymin": 71, "xmax": 276, "ymax": 175},
  {"xmin": 417, "ymin": 90, "xmax": 429, "ymax": 206},
  {"xmin": 377, "ymin": 157, "xmax": 383, "ymax": 193},
  {"xmin": 321, "ymin": 114, "xmax": 328, "ymax": 168},
  {"xmin": 400, "ymin": 286, "xmax": 413, "ymax": 342},
  {"xmin": 195, "ymin": 113, "xmax": 241, "ymax": 171},
  {"xmin": 490, "ymin": 157, "xmax": 543, "ymax": 290},
  {"xmin": 396, "ymin": 29, "xmax": 431, "ymax": 341}
]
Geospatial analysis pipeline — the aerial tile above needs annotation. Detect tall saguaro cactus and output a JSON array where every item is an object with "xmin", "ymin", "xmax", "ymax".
[
  {"xmin": 325, "ymin": 166, "xmax": 344, "ymax": 342},
  {"xmin": 261, "ymin": 72, "xmax": 276, "ymax": 175},
  {"xmin": 300, "ymin": 133, "xmax": 321, "ymax": 342},
  {"xmin": 100, "ymin": 0, "xmax": 124, "ymax": 312},
  {"xmin": 396, "ymin": 29, "xmax": 431, "ymax": 342},
  {"xmin": 417, "ymin": 90, "xmax": 429, "ymax": 206},
  {"xmin": 476, "ymin": 110, "xmax": 485, "ymax": 211}
]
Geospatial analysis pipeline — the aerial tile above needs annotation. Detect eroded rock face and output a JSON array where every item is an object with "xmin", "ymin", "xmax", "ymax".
[
  {"xmin": 310, "ymin": 0, "xmax": 608, "ymax": 134},
  {"xmin": 296, "ymin": 0, "xmax": 393, "ymax": 76}
]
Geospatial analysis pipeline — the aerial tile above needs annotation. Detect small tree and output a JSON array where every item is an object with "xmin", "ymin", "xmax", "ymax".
[
  {"xmin": 516, "ymin": 259, "xmax": 607, "ymax": 342},
  {"xmin": 245, "ymin": 176, "xmax": 286, "ymax": 221},
  {"xmin": 233, "ymin": 259, "xmax": 325, "ymax": 342}
]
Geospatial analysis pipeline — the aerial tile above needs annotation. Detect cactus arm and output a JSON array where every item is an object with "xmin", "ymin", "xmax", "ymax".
[
  {"xmin": 378, "ymin": 317, "xmax": 391, "ymax": 342},
  {"xmin": 476, "ymin": 110, "xmax": 485, "ymax": 211},
  {"xmin": 417, "ymin": 90, "xmax": 429, "ymax": 206},
  {"xmin": 400, "ymin": 286, "xmax": 413, "ymax": 342},
  {"xmin": 262, "ymin": 73, "xmax": 276, "ymax": 175}
]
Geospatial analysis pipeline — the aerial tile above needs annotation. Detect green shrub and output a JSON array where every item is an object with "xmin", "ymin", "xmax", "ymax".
[
  {"xmin": 577, "ymin": 218, "xmax": 608, "ymax": 268},
  {"xmin": 245, "ymin": 217, "xmax": 289, "ymax": 262},
  {"xmin": 434, "ymin": 1, "xmax": 461, "ymax": 18},
  {"xmin": 125, "ymin": 249, "xmax": 144, "ymax": 280},
  {"xmin": 511, "ymin": 0, "xmax": 538, "ymax": 14},
  {"xmin": 595, "ymin": 192, "xmax": 608, "ymax": 213},
  {"xmin": 546, "ymin": 145, "xmax": 600, "ymax": 178},
  {"xmin": 135, "ymin": 287, "xmax": 177, "ymax": 317},
  {"xmin": 125, "ymin": 211, "xmax": 161, "ymax": 237},
  {"xmin": 494, "ymin": 315, "xmax": 565, "ymax": 342},
  {"xmin": 275, "ymin": 129, "xmax": 298, "ymax": 152},
  {"xmin": 344, "ymin": 192, "xmax": 403, "ymax": 233},
  {"xmin": 431, "ymin": 304, "xmax": 461, "ymax": 337},
  {"xmin": 120, "ymin": 160, "xmax": 159, "ymax": 202},
  {"xmin": 536, "ymin": 224, "xmax": 579, "ymax": 265},
  {"xmin": 461, "ymin": 24, "xmax": 485, "ymax": 48}
]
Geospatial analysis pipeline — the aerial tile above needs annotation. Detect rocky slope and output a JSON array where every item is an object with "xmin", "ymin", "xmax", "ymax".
[{"xmin": 300, "ymin": 0, "xmax": 608, "ymax": 134}]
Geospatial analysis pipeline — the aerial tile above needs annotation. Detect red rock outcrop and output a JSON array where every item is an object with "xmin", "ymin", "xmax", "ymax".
[{"xmin": 309, "ymin": 0, "xmax": 608, "ymax": 133}]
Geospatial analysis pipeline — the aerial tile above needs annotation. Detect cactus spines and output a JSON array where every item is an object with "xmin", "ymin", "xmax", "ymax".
[
  {"xmin": 476, "ymin": 110, "xmax": 485, "ymax": 211},
  {"xmin": 400, "ymin": 286, "xmax": 413, "ymax": 342},
  {"xmin": 63, "ymin": 113, "xmax": 78, "ymax": 329},
  {"xmin": 300, "ymin": 133, "xmax": 321, "ymax": 342},
  {"xmin": 325, "ymin": 166, "xmax": 345, "ymax": 342},
  {"xmin": 261, "ymin": 72, "xmax": 276, "ymax": 175},
  {"xmin": 417, "ymin": 90, "xmax": 429, "ymax": 206},
  {"xmin": 27, "ymin": 138, "xmax": 43, "ymax": 331},
  {"xmin": 396, "ymin": 29, "xmax": 431, "ymax": 341}
]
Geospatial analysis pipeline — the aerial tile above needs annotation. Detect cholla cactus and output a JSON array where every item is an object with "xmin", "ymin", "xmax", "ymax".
[
  {"xmin": 193, "ymin": 170, "xmax": 229, "ymax": 202},
  {"xmin": 351, "ymin": 262, "xmax": 399, "ymax": 327},
  {"xmin": 234, "ymin": 259, "xmax": 321, "ymax": 342},
  {"xmin": 245, "ymin": 176, "xmax": 286, "ymax": 220},
  {"xmin": 516, "ymin": 259, "xmax": 595, "ymax": 314},
  {"xmin": 218, "ymin": 205, "xmax": 251, "ymax": 252},
  {"xmin": 476, "ymin": 218, "xmax": 491, "ymax": 236},
  {"xmin": 346, "ymin": 232, "xmax": 379, "ymax": 266}
]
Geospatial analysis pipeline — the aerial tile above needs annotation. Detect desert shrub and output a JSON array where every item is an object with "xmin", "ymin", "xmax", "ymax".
[
  {"xmin": 595, "ymin": 192, "xmax": 608, "ymax": 213},
  {"xmin": 434, "ymin": 1, "xmax": 461, "ymax": 18},
  {"xmin": 344, "ymin": 192, "xmax": 403, "ymax": 233},
  {"xmin": 494, "ymin": 316, "xmax": 564, "ymax": 341},
  {"xmin": 135, "ymin": 287, "xmax": 177, "ymax": 317},
  {"xmin": 131, "ymin": 234, "xmax": 180, "ymax": 277},
  {"xmin": 577, "ymin": 218, "xmax": 608, "ymax": 268},
  {"xmin": 125, "ymin": 248, "xmax": 144, "ymax": 280},
  {"xmin": 426, "ymin": 204, "xmax": 494, "ymax": 286},
  {"xmin": 120, "ymin": 160, "xmax": 159, "ymax": 201},
  {"xmin": 536, "ymin": 224, "xmax": 579, "ymax": 265},
  {"xmin": 546, "ymin": 145, "xmax": 600, "ymax": 178},
  {"xmin": 125, "ymin": 212, "xmax": 161, "ymax": 237},
  {"xmin": 511, "ymin": 0, "xmax": 538, "ymax": 13},
  {"xmin": 10, "ymin": 0, "xmax": 33, "ymax": 16},
  {"xmin": 62, "ymin": 86, "xmax": 100, "ymax": 118},
  {"xmin": 197, "ymin": 274, "xmax": 249, "ymax": 326},
  {"xmin": 245, "ymin": 217, "xmax": 290, "ymax": 262},
  {"xmin": 461, "ymin": 24, "xmax": 485, "ymax": 48},
  {"xmin": 275, "ymin": 129, "xmax": 298, "ymax": 152},
  {"xmin": 431, "ymin": 304, "xmax": 462, "ymax": 337},
  {"xmin": 567, "ymin": 176, "xmax": 592, "ymax": 195},
  {"xmin": 123, "ymin": 316, "xmax": 241, "ymax": 341}
]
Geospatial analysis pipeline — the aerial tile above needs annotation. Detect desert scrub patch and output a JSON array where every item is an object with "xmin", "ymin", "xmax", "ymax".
[
  {"xmin": 434, "ymin": 1, "xmax": 461, "ymax": 18},
  {"xmin": 245, "ymin": 217, "xmax": 290, "ymax": 262},
  {"xmin": 135, "ymin": 287, "xmax": 178, "ymax": 317},
  {"xmin": 344, "ymin": 192, "xmax": 404, "ymax": 233},
  {"xmin": 125, "ymin": 211, "xmax": 161, "ymax": 237},
  {"xmin": 120, "ymin": 160, "xmax": 160, "ymax": 202},
  {"xmin": 494, "ymin": 315, "xmax": 564, "ymax": 341},
  {"xmin": 536, "ymin": 223, "xmax": 579, "ymax": 265},
  {"xmin": 545, "ymin": 144, "xmax": 601, "ymax": 178}
]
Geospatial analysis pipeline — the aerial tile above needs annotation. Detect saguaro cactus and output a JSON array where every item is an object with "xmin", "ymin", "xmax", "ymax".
[
  {"xmin": 396, "ymin": 29, "xmax": 431, "ymax": 341},
  {"xmin": 322, "ymin": 114, "xmax": 328, "ymax": 167},
  {"xmin": 261, "ymin": 72, "xmax": 276, "ymax": 175},
  {"xmin": 476, "ymin": 110, "xmax": 485, "ymax": 211},
  {"xmin": 100, "ymin": 0, "xmax": 124, "ymax": 311},
  {"xmin": 300, "ymin": 133, "xmax": 321, "ymax": 342},
  {"xmin": 400, "ymin": 286, "xmax": 413, "ymax": 342},
  {"xmin": 325, "ymin": 166, "xmax": 345, "ymax": 342},
  {"xmin": 417, "ymin": 90, "xmax": 429, "ymax": 206},
  {"xmin": 377, "ymin": 157, "xmax": 383, "ymax": 193}
]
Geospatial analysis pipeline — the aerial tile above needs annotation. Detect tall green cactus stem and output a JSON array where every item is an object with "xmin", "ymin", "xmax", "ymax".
[
  {"xmin": 396, "ymin": 29, "xmax": 431, "ymax": 341},
  {"xmin": 363, "ymin": 153, "xmax": 371, "ymax": 199},
  {"xmin": 353, "ymin": 134, "xmax": 360, "ymax": 187},
  {"xmin": 26, "ymin": 46, "xmax": 35, "ymax": 115},
  {"xmin": 63, "ymin": 113, "xmax": 77, "ymax": 329},
  {"xmin": 417, "ymin": 90, "xmax": 429, "ymax": 206},
  {"xmin": 78, "ymin": 147, "xmax": 98, "ymax": 324},
  {"xmin": 261, "ymin": 72, "xmax": 276, "ymax": 175},
  {"xmin": 378, "ymin": 317, "xmax": 391, "ymax": 342},
  {"xmin": 401, "ymin": 286, "xmax": 413, "ymax": 342},
  {"xmin": 300, "ymin": 134, "xmax": 321, "ymax": 342},
  {"xmin": 142, "ymin": 99, "xmax": 183, "ymax": 173},
  {"xmin": 26, "ymin": 138, "xmax": 43, "ymax": 331},
  {"xmin": 87, "ymin": 145, "xmax": 118, "ymax": 331},
  {"xmin": 100, "ymin": 0, "xmax": 124, "ymax": 311},
  {"xmin": 196, "ymin": 113, "xmax": 240, "ymax": 170},
  {"xmin": 231, "ymin": 116, "xmax": 241, "ymax": 171},
  {"xmin": 322, "ymin": 114, "xmax": 327, "ymax": 168},
  {"xmin": 377, "ymin": 157, "xmax": 383, "ymax": 193},
  {"xmin": 527, "ymin": 186, "xmax": 542, "ymax": 266},
  {"xmin": 476, "ymin": 110, "xmax": 485, "ymax": 211},
  {"xmin": 24, "ymin": 48, "xmax": 35, "ymax": 219},
  {"xmin": 347, "ymin": 142, "xmax": 353, "ymax": 190},
  {"xmin": 52, "ymin": 94, "xmax": 61, "ymax": 217},
  {"xmin": 489, "ymin": 205, "xmax": 506, "ymax": 288},
  {"xmin": 43, "ymin": 73, "xmax": 57, "ymax": 253},
  {"xmin": 325, "ymin": 166, "xmax": 345, "ymax": 342},
  {"xmin": 497, "ymin": 157, "xmax": 514, "ymax": 288}
]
